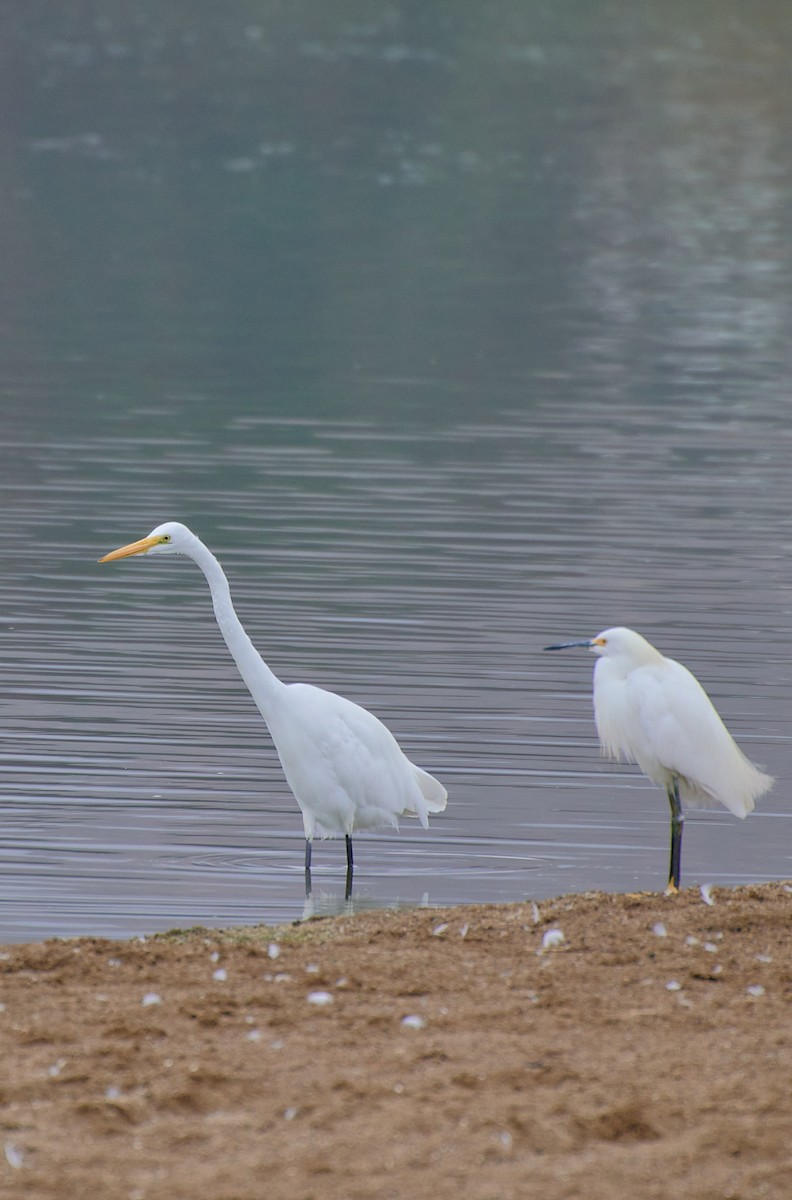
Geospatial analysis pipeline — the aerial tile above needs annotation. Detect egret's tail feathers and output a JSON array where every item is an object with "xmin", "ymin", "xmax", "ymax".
[
  {"xmin": 402, "ymin": 764, "xmax": 447, "ymax": 827},
  {"xmin": 414, "ymin": 765, "xmax": 448, "ymax": 812},
  {"xmin": 681, "ymin": 755, "xmax": 774, "ymax": 818},
  {"xmin": 728, "ymin": 761, "xmax": 774, "ymax": 819}
]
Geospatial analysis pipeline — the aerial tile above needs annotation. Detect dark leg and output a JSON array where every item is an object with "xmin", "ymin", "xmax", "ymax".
[
  {"xmin": 344, "ymin": 835, "xmax": 354, "ymax": 900},
  {"xmin": 666, "ymin": 778, "xmax": 684, "ymax": 894},
  {"xmin": 304, "ymin": 839, "xmax": 312, "ymax": 897}
]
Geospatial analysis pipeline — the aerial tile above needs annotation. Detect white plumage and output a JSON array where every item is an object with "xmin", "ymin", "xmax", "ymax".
[
  {"xmin": 100, "ymin": 521, "xmax": 446, "ymax": 888},
  {"xmin": 265, "ymin": 683, "xmax": 447, "ymax": 840},
  {"xmin": 591, "ymin": 628, "xmax": 771, "ymax": 816},
  {"xmin": 545, "ymin": 626, "xmax": 772, "ymax": 891}
]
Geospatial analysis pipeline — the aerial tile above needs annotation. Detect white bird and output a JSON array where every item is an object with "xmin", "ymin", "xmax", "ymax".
[
  {"xmin": 544, "ymin": 626, "xmax": 772, "ymax": 893},
  {"xmin": 99, "ymin": 521, "xmax": 447, "ymax": 893}
]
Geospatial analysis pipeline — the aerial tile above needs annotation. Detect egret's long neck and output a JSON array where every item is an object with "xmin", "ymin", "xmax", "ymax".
[{"xmin": 188, "ymin": 539, "xmax": 284, "ymax": 718}]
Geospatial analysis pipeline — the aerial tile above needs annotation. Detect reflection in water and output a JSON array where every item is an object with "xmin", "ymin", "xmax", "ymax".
[
  {"xmin": 299, "ymin": 889, "xmax": 433, "ymax": 924},
  {"xmin": 0, "ymin": 4, "xmax": 790, "ymax": 940},
  {"xmin": 304, "ymin": 838, "xmax": 354, "ymax": 902}
]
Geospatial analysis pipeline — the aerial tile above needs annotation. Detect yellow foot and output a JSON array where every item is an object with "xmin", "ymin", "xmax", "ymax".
[{"xmin": 664, "ymin": 880, "xmax": 680, "ymax": 896}]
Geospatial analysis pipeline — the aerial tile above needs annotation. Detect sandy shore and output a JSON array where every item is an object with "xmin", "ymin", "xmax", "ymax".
[{"xmin": 1, "ymin": 882, "xmax": 791, "ymax": 1199}]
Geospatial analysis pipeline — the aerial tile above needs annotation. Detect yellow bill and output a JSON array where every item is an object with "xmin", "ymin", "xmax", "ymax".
[{"xmin": 99, "ymin": 535, "xmax": 161, "ymax": 563}]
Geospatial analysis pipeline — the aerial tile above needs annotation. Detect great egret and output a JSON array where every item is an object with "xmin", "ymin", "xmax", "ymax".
[
  {"xmin": 99, "ymin": 521, "xmax": 447, "ymax": 895},
  {"xmin": 544, "ymin": 626, "xmax": 772, "ymax": 893}
]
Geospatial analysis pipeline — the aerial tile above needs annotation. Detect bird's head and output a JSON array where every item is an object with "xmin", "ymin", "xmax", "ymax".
[
  {"xmin": 544, "ymin": 627, "xmax": 661, "ymax": 665},
  {"xmin": 99, "ymin": 521, "xmax": 195, "ymax": 563}
]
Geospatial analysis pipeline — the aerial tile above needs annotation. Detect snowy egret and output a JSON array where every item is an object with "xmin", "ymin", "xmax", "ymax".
[
  {"xmin": 544, "ymin": 627, "xmax": 772, "ymax": 893},
  {"xmin": 99, "ymin": 522, "xmax": 447, "ymax": 895}
]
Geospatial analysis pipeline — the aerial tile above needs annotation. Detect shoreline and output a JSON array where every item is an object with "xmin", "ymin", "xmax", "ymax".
[{"xmin": 2, "ymin": 882, "xmax": 791, "ymax": 1198}]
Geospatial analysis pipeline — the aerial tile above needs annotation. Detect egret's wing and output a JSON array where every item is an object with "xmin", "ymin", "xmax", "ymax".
[
  {"xmin": 321, "ymin": 695, "xmax": 446, "ymax": 824},
  {"xmin": 271, "ymin": 685, "xmax": 444, "ymax": 835},
  {"xmin": 630, "ymin": 661, "xmax": 771, "ymax": 816}
]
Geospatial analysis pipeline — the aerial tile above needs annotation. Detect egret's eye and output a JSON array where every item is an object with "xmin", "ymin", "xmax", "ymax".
[{"xmin": 160, "ymin": 535, "xmax": 171, "ymax": 544}]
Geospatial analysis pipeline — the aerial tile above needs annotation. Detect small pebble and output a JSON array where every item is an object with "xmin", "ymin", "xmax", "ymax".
[
  {"xmin": 541, "ymin": 928, "xmax": 565, "ymax": 951},
  {"xmin": 213, "ymin": 968, "xmax": 228, "ymax": 982},
  {"xmin": 700, "ymin": 883, "xmax": 715, "ymax": 906},
  {"xmin": 105, "ymin": 1085, "xmax": 122, "ymax": 1101},
  {"xmin": 432, "ymin": 923, "xmax": 449, "ymax": 936},
  {"xmin": 755, "ymin": 954, "xmax": 773, "ymax": 964},
  {"xmin": 267, "ymin": 943, "xmax": 280, "ymax": 959},
  {"xmin": 530, "ymin": 902, "xmax": 540, "ymax": 924},
  {"xmin": 401, "ymin": 1015, "xmax": 425, "ymax": 1030},
  {"xmin": 665, "ymin": 980, "xmax": 682, "ymax": 991},
  {"xmin": 652, "ymin": 922, "xmax": 667, "ymax": 938},
  {"xmin": 306, "ymin": 991, "xmax": 333, "ymax": 1006},
  {"xmin": 4, "ymin": 1143, "xmax": 23, "ymax": 1170},
  {"xmin": 703, "ymin": 943, "xmax": 717, "ymax": 953},
  {"xmin": 746, "ymin": 984, "xmax": 765, "ymax": 998},
  {"xmin": 141, "ymin": 992, "xmax": 161, "ymax": 1007},
  {"xmin": 685, "ymin": 935, "xmax": 699, "ymax": 946},
  {"xmin": 245, "ymin": 1029, "xmax": 262, "ymax": 1042},
  {"xmin": 284, "ymin": 1107, "xmax": 299, "ymax": 1121},
  {"xmin": 459, "ymin": 923, "xmax": 469, "ymax": 939}
]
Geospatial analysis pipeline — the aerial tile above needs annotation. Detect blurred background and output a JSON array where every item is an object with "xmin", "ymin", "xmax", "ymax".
[{"xmin": 1, "ymin": 1, "xmax": 791, "ymax": 939}]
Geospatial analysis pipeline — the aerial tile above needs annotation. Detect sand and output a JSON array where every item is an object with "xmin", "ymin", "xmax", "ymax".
[{"xmin": 1, "ymin": 882, "xmax": 791, "ymax": 1199}]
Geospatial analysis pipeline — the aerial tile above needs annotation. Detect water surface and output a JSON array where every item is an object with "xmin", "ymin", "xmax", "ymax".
[{"xmin": 1, "ymin": 2, "xmax": 791, "ymax": 939}]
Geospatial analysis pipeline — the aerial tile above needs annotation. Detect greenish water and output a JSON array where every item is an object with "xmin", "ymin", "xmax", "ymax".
[{"xmin": 1, "ymin": 2, "xmax": 791, "ymax": 938}]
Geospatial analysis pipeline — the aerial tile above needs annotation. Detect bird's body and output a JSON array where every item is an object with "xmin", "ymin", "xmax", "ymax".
[
  {"xmin": 545, "ymin": 627, "xmax": 772, "ymax": 891},
  {"xmin": 100, "ymin": 522, "xmax": 446, "ymax": 889},
  {"xmin": 264, "ymin": 682, "xmax": 446, "ymax": 841},
  {"xmin": 591, "ymin": 629, "xmax": 769, "ymax": 817}
]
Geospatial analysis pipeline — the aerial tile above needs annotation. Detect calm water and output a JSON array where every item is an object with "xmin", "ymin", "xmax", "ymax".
[{"xmin": 1, "ymin": 3, "xmax": 791, "ymax": 939}]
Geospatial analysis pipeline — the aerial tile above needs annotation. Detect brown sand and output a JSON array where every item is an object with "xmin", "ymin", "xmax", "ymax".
[{"xmin": 1, "ymin": 883, "xmax": 791, "ymax": 1199}]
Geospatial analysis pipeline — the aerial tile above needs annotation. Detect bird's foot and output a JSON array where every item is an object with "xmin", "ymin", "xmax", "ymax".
[{"xmin": 664, "ymin": 880, "xmax": 680, "ymax": 896}]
